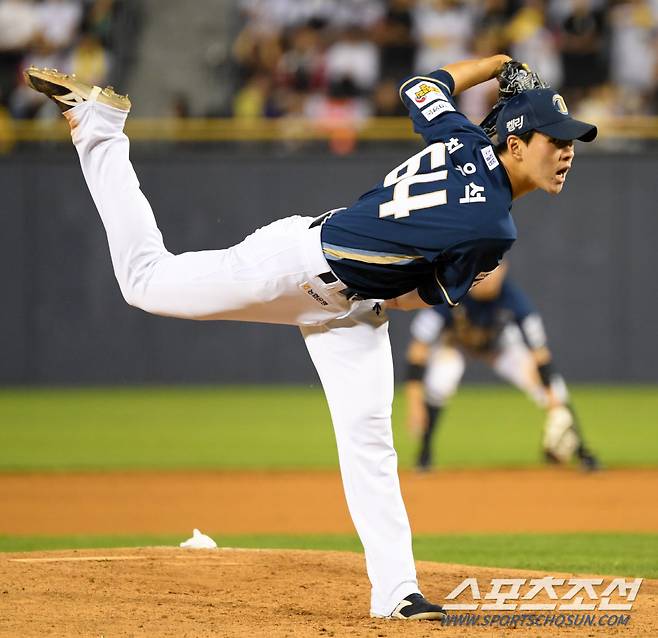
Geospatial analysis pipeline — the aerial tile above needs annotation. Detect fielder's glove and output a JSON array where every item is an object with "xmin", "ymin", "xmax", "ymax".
[
  {"xmin": 542, "ymin": 405, "xmax": 580, "ymax": 464},
  {"xmin": 480, "ymin": 60, "xmax": 549, "ymax": 140}
]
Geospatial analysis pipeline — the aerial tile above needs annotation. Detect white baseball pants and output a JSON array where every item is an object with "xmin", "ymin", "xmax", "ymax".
[
  {"xmin": 423, "ymin": 326, "xmax": 569, "ymax": 408},
  {"xmin": 64, "ymin": 100, "xmax": 418, "ymax": 616}
]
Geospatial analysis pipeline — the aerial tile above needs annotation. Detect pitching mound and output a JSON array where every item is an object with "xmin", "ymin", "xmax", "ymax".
[{"xmin": 1, "ymin": 547, "xmax": 655, "ymax": 637}]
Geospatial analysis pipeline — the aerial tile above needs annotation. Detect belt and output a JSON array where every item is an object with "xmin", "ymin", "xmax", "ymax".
[
  {"xmin": 309, "ymin": 209, "xmax": 366, "ymax": 301},
  {"xmin": 317, "ymin": 270, "xmax": 366, "ymax": 301}
]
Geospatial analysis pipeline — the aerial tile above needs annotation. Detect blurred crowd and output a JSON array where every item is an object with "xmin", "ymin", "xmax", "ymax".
[
  {"xmin": 2, "ymin": 0, "xmax": 658, "ymax": 132},
  {"xmin": 0, "ymin": 0, "xmax": 137, "ymax": 119},
  {"xmin": 230, "ymin": 0, "xmax": 658, "ymax": 130}
]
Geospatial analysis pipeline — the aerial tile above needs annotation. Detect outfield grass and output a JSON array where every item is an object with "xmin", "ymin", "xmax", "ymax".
[
  {"xmin": 1, "ymin": 385, "xmax": 656, "ymax": 471},
  {"xmin": 0, "ymin": 532, "xmax": 655, "ymax": 578}
]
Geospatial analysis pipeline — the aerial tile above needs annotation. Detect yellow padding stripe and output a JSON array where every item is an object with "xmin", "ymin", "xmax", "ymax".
[{"xmin": 323, "ymin": 247, "xmax": 423, "ymax": 265}]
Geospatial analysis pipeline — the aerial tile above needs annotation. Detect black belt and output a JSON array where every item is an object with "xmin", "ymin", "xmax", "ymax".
[
  {"xmin": 317, "ymin": 271, "xmax": 366, "ymax": 301},
  {"xmin": 311, "ymin": 212, "xmax": 366, "ymax": 301},
  {"xmin": 318, "ymin": 271, "xmax": 339, "ymax": 284}
]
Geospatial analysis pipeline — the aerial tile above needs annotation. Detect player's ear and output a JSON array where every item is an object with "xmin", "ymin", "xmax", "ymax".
[{"xmin": 506, "ymin": 135, "xmax": 524, "ymax": 161}]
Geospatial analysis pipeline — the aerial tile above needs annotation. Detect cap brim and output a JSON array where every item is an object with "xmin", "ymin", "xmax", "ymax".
[{"xmin": 536, "ymin": 117, "xmax": 597, "ymax": 142}]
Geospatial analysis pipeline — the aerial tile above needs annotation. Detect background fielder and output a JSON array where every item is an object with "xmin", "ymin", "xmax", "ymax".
[{"xmin": 405, "ymin": 261, "xmax": 600, "ymax": 471}]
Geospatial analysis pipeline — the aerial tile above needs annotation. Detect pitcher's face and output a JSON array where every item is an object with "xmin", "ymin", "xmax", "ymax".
[{"xmin": 525, "ymin": 133, "xmax": 576, "ymax": 195}]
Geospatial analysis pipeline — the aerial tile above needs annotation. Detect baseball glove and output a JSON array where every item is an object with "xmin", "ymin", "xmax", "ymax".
[
  {"xmin": 542, "ymin": 405, "xmax": 580, "ymax": 464},
  {"xmin": 480, "ymin": 60, "xmax": 549, "ymax": 140}
]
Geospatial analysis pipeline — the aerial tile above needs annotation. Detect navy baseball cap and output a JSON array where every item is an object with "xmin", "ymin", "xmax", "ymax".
[{"xmin": 496, "ymin": 88, "xmax": 597, "ymax": 144}]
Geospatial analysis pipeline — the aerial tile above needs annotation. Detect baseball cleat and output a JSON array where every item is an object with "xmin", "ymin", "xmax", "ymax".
[
  {"xmin": 415, "ymin": 461, "xmax": 432, "ymax": 473},
  {"xmin": 371, "ymin": 593, "xmax": 446, "ymax": 620},
  {"xmin": 577, "ymin": 446, "xmax": 601, "ymax": 472},
  {"xmin": 415, "ymin": 455, "xmax": 433, "ymax": 473},
  {"xmin": 416, "ymin": 442, "xmax": 435, "ymax": 472},
  {"xmin": 23, "ymin": 67, "xmax": 131, "ymax": 113}
]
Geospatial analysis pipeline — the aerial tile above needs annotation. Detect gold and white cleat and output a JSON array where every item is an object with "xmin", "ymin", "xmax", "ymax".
[{"xmin": 23, "ymin": 67, "xmax": 131, "ymax": 113}]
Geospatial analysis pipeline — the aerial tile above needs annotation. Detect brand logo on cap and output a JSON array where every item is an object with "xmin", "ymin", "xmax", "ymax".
[
  {"xmin": 506, "ymin": 115, "xmax": 524, "ymax": 133},
  {"xmin": 552, "ymin": 94, "xmax": 568, "ymax": 115}
]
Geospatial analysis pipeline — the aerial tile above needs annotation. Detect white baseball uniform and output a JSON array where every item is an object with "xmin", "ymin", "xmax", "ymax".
[{"xmin": 64, "ymin": 100, "xmax": 418, "ymax": 616}]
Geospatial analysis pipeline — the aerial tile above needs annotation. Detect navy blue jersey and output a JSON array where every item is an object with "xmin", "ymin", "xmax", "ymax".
[
  {"xmin": 321, "ymin": 69, "xmax": 516, "ymax": 304},
  {"xmin": 433, "ymin": 278, "xmax": 539, "ymax": 352}
]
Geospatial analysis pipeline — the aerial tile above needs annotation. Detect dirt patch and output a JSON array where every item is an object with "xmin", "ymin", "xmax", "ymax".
[
  {"xmin": 1, "ymin": 470, "xmax": 656, "ymax": 636},
  {"xmin": 0, "ymin": 547, "xmax": 654, "ymax": 637},
  {"xmin": 1, "ymin": 468, "xmax": 657, "ymax": 535}
]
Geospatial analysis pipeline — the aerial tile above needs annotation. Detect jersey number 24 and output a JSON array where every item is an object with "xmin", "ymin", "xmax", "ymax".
[{"xmin": 379, "ymin": 142, "xmax": 447, "ymax": 220}]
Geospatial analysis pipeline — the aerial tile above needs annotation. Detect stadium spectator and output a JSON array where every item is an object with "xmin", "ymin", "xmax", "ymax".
[
  {"xmin": 371, "ymin": 0, "xmax": 416, "ymax": 81},
  {"xmin": 68, "ymin": 31, "xmax": 109, "ymax": 87},
  {"xmin": 0, "ymin": 0, "xmax": 134, "ymax": 118},
  {"xmin": 232, "ymin": 71, "xmax": 277, "ymax": 119},
  {"xmin": 609, "ymin": 0, "xmax": 658, "ymax": 114},
  {"xmin": 37, "ymin": 0, "xmax": 82, "ymax": 51},
  {"xmin": 504, "ymin": 0, "xmax": 563, "ymax": 89},
  {"xmin": 5, "ymin": 0, "xmax": 83, "ymax": 118},
  {"xmin": 276, "ymin": 22, "xmax": 326, "ymax": 96},
  {"xmin": 0, "ymin": 0, "xmax": 40, "ymax": 108},
  {"xmin": 557, "ymin": 0, "xmax": 608, "ymax": 104},
  {"xmin": 412, "ymin": 0, "xmax": 475, "ymax": 73},
  {"xmin": 324, "ymin": 26, "xmax": 380, "ymax": 95},
  {"xmin": 475, "ymin": 0, "xmax": 515, "ymax": 47},
  {"xmin": 305, "ymin": 76, "xmax": 372, "ymax": 154},
  {"xmin": 326, "ymin": 0, "xmax": 384, "ymax": 30},
  {"xmin": 6, "ymin": 0, "xmax": 658, "ymax": 125}
]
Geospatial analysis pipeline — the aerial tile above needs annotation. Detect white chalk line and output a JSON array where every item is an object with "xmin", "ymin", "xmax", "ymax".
[{"xmin": 9, "ymin": 555, "xmax": 146, "ymax": 563}]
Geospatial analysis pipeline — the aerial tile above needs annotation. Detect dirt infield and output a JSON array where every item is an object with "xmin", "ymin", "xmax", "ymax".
[
  {"xmin": 1, "ymin": 469, "xmax": 657, "ymax": 636},
  {"xmin": 1, "ymin": 468, "xmax": 657, "ymax": 535},
  {"xmin": 0, "ymin": 547, "xmax": 655, "ymax": 637}
]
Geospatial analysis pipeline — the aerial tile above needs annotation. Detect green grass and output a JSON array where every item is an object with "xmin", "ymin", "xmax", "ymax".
[
  {"xmin": 1, "ymin": 532, "xmax": 655, "ymax": 578},
  {"xmin": 1, "ymin": 385, "xmax": 657, "ymax": 471}
]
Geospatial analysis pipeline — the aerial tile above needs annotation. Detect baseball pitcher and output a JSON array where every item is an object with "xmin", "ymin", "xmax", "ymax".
[{"xmin": 24, "ymin": 54, "xmax": 596, "ymax": 620}]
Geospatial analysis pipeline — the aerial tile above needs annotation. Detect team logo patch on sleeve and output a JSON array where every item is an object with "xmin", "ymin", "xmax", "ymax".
[{"xmin": 405, "ymin": 81, "xmax": 449, "ymax": 108}]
